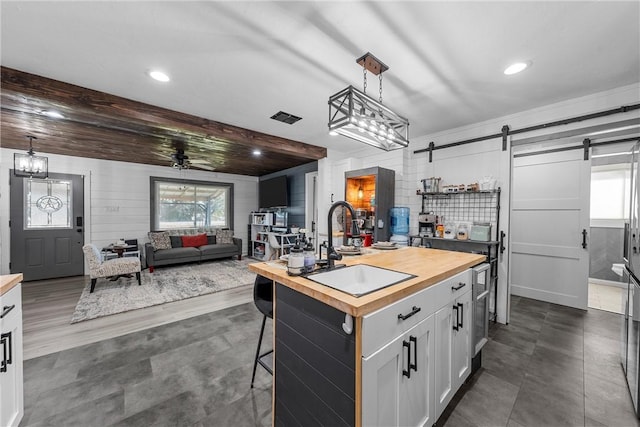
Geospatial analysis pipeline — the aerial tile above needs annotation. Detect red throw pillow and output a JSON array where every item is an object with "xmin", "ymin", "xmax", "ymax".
[{"xmin": 181, "ymin": 233, "xmax": 208, "ymax": 248}]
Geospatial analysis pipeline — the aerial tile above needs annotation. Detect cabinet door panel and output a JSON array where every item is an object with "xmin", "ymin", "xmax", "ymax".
[
  {"xmin": 362, "ymin": 334, "xmax": 402, "ymax": 426},
  {"xmin": 362, "ymin": 316, "xmax": 435, "ymax": 427},
  {"xmin": 399, "ymin": 315, "xmax": 435, "ymax": 427},
  {"xmin": 434, "ymin": 305, "xmax": 454, "ymax": 419},
  {"xmin": 453, "ymin": 290, "xmax": 472, "ymax": 389}
]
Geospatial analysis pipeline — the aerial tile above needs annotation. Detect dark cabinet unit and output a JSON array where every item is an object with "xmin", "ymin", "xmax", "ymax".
[{"xmin": 344, "ymin": 166, "xmax": 395, "ymax": 244}]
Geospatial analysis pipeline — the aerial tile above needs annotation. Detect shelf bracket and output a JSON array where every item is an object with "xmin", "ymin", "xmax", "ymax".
[{"xmin": 501, "ymin": 125, "xmax": 509, "ymax": 151}]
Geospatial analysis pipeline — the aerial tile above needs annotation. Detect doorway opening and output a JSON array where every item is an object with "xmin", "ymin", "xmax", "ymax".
[{"xmin": 588, "ymin": 156, "xmax": 631, "ymax": 314}]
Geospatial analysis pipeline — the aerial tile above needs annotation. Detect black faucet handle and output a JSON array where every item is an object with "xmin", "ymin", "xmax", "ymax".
[{"xmin": 328, "ymin": 248, "xmax": 342, "ymax": 261}]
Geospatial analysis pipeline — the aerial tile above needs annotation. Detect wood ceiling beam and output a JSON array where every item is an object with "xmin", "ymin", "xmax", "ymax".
[{"xmin": 1, "ymin": 67, "xmax": 327, "ymax": 161}]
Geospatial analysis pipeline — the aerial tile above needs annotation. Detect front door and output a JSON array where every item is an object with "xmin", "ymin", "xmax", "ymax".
[
  {"xmin": 510, "ymin": 145, "xmax": 590, "ymax": 309},
  {"xmin": 9, "ymin": 172, "xmax": 85, "ymax": 281}
]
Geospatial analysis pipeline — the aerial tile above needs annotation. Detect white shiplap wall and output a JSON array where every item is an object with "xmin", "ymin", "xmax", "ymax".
[{"xmin": 0, "ymin": 150, "xmax": 258, "ymax": 275}]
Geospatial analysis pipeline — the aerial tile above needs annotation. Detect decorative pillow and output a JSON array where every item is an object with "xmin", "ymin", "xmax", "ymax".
[
  {"xmin": 148, "ymin": 231, "xmax": 171, "ymax": 251},
  {"xmin": 216, "ymin": 229, "xmax": 234, "ymax": 244},
  {"xmin": 169, "ymin": 235, "xmax": 183, "ymax": 248},
  {"xmin": 181, "ymin": 233, "xmax": 208, "ymax": 248},
  {"xmin": 206, "ymin": 234, "xmax": 216, "ymax": 245}
]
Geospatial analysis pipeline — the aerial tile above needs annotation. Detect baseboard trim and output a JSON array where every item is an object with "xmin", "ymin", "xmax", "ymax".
[{"xmin": 589, "ymin": 277, "xmax": 626, "ymax": 289}]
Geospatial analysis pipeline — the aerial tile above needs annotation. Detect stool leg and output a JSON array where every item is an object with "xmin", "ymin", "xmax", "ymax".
[{"xmin": 251, "ymin": 314, "xmax": 267, "ymax": 388}]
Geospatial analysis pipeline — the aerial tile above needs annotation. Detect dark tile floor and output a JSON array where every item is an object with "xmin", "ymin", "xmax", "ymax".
[
  {"xmin": 20, "ymin": 296, "xmax": 640, "ymax": 426},
  {"xmin": 440, "ymin": 296, "xmax": 640, "ymax": 427}
]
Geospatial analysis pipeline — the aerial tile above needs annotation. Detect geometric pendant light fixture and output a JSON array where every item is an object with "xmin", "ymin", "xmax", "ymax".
[
  {"xmin": 13, "ymin": 135, "xmax": 48, "ymax": 179},
  {"xmin": 328, "ymin": 52, "xmax": 409, "ymax": 151}
]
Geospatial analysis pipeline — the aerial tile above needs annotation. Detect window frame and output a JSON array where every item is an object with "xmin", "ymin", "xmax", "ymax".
[
  {"xmin": 590, "ymin": 165, "xmax": 630, "ymax": 223},
  {"xmin": 150, "ymin": 176, "xmax": 234, "ymax": 231}
]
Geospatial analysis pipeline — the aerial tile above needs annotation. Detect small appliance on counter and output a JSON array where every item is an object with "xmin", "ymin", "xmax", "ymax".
[
  {"xmin": 470, "ymin": 223, "xmax": 492, "ymax": 241},
  {"xmin": 418, "ymin": 212, "xmax": 436, "ymax": 237}
]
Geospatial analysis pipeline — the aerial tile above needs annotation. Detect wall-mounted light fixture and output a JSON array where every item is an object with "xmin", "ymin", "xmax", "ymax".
[
  {"xmin": 358, "ymin": 182, "xmax": 364, "ymax": 199},
  {"xmin": 328, "ymin": 52, "xmax": 409, "ymax": 151},
  {"xmin": 14, "ymin": 135, "xmax": 48, "ymax": 179}
]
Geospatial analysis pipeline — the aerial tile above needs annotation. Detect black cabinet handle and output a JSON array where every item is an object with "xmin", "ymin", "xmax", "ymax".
[
  {"xmin": 451, "ymin": 282, "xmax": 466, "ymax": 291},
  {"xmin": 402, "ymin": 340, "xmax": 411, "ymax": 378},
  {"xmin": 409, "ymin": 336, "xmax": 417, "ymax": 373},
  {"xmin": 582, "ymin": 229, "xmax": 588, "ymax": 249},
  {"xmin": 452, "ymin": 305, "xmax": 459, "ymax": 331},
  {"xmin": 458, "ymin": 302, "xmax": 464, "ymax": 328},
  {"xmin": 398, "ymin": 306, "xmax": 421, "ymax": 321},
  {"xmin": 0, "ymin": 305, "xmax": 15, "ymax": 319},
  {"xmin": 500, "ymin": 231, "xmax": 506, "ymax": 254},
  {"xmin": 1, "ymin": 332, "xmax": 11, "ymax": 373}
]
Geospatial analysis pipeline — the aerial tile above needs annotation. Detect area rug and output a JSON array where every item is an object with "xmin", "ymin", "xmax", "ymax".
[{"xmin": 71, "ymin": 258, "xmax": 257, "ymax": 323}]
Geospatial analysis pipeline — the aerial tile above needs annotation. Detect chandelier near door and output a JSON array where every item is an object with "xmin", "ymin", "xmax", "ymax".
[
  {"xmin": 14, "ymin": 135, "xmax": 48, "ymax": 179},
  {"xmin": 328, "ymin": 52, "xmax": 409, "ymax": 151}
]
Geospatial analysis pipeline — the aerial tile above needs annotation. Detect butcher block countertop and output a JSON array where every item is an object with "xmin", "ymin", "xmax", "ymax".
[
  {"xmin": 0, "ymin": 273, "xmax": 23, "ymax": 296},
  {"xmin": 248, "ymin": 247, "xmax": 485, "ymax": 317}
]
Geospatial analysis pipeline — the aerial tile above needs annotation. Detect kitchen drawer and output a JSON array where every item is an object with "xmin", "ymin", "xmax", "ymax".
[
  {"xmin": 0, "ymin": 284, "xmax": 21, "ymax": 326},
  {"xmin": 362, "ymin": 270, "xmax": 471, "ymax": 358}
]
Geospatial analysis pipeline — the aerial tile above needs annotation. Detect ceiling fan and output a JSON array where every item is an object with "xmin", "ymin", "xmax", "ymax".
[{"xmin": 162, "ymin": 145, "xmax": 216, "ymax": 171}]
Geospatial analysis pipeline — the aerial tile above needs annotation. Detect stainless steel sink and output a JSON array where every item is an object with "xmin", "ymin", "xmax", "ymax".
[{"xmin": 306, "ymin": 264, "xmax": 415, "ymax": 297}]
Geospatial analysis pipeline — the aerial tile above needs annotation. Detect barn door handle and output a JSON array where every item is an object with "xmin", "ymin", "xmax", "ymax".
[
  {"xmin": 500, "ymin": 231, "xmax": 506, "ymax": 254},
  {"xmin": 582, "ymin": 229, "xmax": 588, "ymax": 249}
]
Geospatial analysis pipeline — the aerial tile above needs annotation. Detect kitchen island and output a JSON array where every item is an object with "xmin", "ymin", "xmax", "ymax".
[{"xmin": 248, "ymin": 247, "xmax": 485, "ymax": 427}]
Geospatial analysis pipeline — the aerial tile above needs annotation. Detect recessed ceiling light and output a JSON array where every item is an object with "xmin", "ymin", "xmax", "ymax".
[
  {"xmin": 148, "ymin": 70, "xmax": 170, "ymax": 82},
  {"xmin": 253, "ymin": 149, "xmax": 262, "ymax": 156},
  {"xmin": 42, "ymin": 110, "xmax": 64, "ymax": 119},
  {"xmin": 504, "ymin": 62, "xmax": 529, "ymax": 75}
]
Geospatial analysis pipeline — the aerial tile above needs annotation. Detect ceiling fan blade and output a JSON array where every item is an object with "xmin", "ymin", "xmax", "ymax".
[{"xmin": 192, "ymin": 163, "xmax": 216, "ymax": 171}]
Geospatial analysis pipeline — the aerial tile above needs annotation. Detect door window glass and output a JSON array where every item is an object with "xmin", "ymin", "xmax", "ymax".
[{"xmin": 24, "ymin": 179, "xmax": 72, "ymax": 229}]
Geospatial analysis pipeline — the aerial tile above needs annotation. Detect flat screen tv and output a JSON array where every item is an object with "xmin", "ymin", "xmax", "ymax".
[{"xmin": 259, "ymin": 175, "xmax": 288, "ymax": 208}]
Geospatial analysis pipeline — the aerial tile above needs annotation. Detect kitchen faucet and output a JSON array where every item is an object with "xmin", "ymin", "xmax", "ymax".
[{"xmin": 326, "ymin": 200, "xmax": 362, "ymax": 270}]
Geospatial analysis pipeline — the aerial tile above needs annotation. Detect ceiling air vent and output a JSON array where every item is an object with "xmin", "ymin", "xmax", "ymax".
[{"xmin": 270, "ymin": 111, "xmax": 302, "ymax": 125}]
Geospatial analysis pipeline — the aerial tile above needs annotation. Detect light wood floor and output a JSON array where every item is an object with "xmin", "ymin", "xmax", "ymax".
[{"xmin": 21, "ymin": 275, "xmax": 253, "ymax": 360}]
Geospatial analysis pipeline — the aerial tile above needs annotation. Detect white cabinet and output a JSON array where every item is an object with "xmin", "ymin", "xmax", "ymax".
[
  {"xmin": 0, "ymin": 283, "xmax": 24, "ymax": 427},
  {"xmin": 361, "ymin": 269, "xmax": 473, "ymax": 426},
  {"xmin": 434, "ymin": 280, "xmax": 472, "ymax": 419},
  {"xmin": 362, "ymin": 314, "xmax": 435, "ymax": 427}
]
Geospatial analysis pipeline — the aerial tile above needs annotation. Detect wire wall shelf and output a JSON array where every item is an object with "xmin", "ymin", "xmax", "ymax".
[{"xmin": 420, "ymin": 189, "xmax": 501, "ymax": 225}]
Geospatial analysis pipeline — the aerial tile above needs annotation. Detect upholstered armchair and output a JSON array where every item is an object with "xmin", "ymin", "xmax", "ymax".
[{"xmin": 82, "ymin": 244, "xmax": 142, "ymax": 293}]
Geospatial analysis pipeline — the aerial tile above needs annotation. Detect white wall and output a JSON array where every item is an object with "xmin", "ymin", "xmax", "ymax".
[{"xmin": 0, "ymin": 149, "xmax": 258, "ymax": 275}]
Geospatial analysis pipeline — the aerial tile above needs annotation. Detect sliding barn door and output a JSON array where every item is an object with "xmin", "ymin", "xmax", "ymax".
[{"xmin": 510, "ymin": 147, "xmax": 590, "ymax": 309}]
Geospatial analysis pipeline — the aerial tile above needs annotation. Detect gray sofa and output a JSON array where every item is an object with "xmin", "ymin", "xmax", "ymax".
[{"xmin": 145, "ymin": 234, "xmax": 242, "ymax": 272}]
